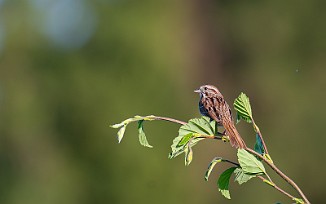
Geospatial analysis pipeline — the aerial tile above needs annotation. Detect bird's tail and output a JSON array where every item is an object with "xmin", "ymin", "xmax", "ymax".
[{"xmin": 224, "ymin": 123, "xmax": 246, "ymax": 149}]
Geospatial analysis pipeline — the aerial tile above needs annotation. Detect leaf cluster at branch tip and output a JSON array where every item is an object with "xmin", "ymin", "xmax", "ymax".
[
  {"xmin": 110, "ymin": 92, "xmax": 308, "ymax": 203},
  {"xmin": 110, "ymin": 115, "xmax": 155, "ymax": 147},
  {"xmin": 169, "ymin": 116, "xmax": 217, "ymax": 165}
]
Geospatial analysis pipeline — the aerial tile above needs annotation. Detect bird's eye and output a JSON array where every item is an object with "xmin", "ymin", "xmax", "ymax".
[{"xmin": 204, "ymin": 87, "xmax": 207, "ymax": 90}]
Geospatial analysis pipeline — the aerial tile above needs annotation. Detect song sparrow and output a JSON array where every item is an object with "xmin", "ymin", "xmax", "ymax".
[{"xmin": 195, "ymin": 85, "xmax": 246, "ymax": 149}]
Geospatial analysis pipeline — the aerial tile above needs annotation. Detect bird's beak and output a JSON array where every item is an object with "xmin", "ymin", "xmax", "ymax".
[{"xmin": 194, "ymin": 89, "xmax": 200, "ymax": 93}]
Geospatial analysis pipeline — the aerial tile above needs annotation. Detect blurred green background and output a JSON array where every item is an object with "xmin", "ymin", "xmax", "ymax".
[{"xmin": 0, "ymin": 0, "xmax": 325, "ymax": 203}]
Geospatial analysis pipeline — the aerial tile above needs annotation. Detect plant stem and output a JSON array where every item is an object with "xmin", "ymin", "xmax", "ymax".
[
  {"xmin": 221, "ymin": 159, "xmax": 240, "ymax": 167},
  {"xmin": 213, "ymin": 158, "xmax": 295, "ymax": 201},
  {"xmin": 252, "ymin": 118, "xmax": 269, "ymax": 155},
  {"xmin": 152, "ymin": 116, "xmax": 187, "ymax": 125},
  {"xmin": 197, "ymin": 135, "xmax": 222, "ymax": 140},
  {"xmin": 147, "ymin": 115, "xmax": 310, "ymax": 203},
  {"xmin": 245, "ymin": 148, "xmax": 310, "ymax": 204},
  {"xmin": 257, "ymin": 175, "xmax": 297, "ymax": 201}
]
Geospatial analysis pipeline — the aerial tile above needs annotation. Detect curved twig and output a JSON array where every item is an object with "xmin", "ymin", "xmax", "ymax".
[
  {"xmin": 152, "ymin": 116, "xmax": 187, "ymax": 125},
  {"xmin": 257, "ymin": 175, "xmax": 297, "ymax": 201},
  {"xmin": 245, "ymin": 148, "xmax": 310, "ymax": 204},
  {"xmin": 252, "ymin": 118, "xmax": 269, "ymax": 155},
  {"xmin": 150, "ymin": 115, "xmax": 310, "ymax": 203}
]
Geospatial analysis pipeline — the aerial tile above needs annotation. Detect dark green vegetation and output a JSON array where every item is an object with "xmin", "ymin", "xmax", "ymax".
[{"xmin": 0, "ymin": 1, "xmax": 325, "ymax": 203}]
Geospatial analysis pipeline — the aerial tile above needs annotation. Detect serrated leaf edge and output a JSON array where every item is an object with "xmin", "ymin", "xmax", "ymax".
[{"xmin": 237, "ymin": 149, "xmax": 266, "ymax": 174}]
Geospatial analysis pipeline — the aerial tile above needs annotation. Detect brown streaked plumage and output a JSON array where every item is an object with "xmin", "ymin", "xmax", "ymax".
[{"xmin": 195, "ymin": 85, "xmax": 246, "ymax": 149}]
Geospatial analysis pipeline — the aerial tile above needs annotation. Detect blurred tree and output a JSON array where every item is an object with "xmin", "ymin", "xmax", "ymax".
[{"xmin": 0, "ymin": 0, "xmax": 325, "ymax": 203}]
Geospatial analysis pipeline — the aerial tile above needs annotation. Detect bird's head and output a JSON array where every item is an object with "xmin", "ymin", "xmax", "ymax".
[{"xmin": 194, "ymin": 85, "xmax": 220, "ymax": 97}]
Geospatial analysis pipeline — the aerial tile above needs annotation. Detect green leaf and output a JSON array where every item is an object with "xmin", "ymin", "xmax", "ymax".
[
  {"xmin": 234, "ymin": 92, "xmax": 253, "ymax": 123},
  {"xmin": 293, "ymin": 198, "xmax": 304, "ymax": 204},
  {"xmin": 180, "ymin": 116, "xmax": 216, "ymax": 136},
  {"xmin": 218, "ymin": 167, "xmax": 237, "ymax": 199},
  {"xmin": 205, "ymin": 157, "xmax": 223, "ymax": 181},
  {"xmin": 111, "ymin": 122, "xmax": 125, "ymax": 129},
  {"xmin": 169, "ymin": 116, "xmax": 217, "ymax": 159},
  {"xmin": 117, "ymin": 125, "xmax": 126, "ymax": 143},
  {"xmin": 138, "ymin": 120, "xmax": 153, "ymax": 148},
  {"xmin": 254, "ymin": 133, "xmax": 264, "ymax": 155},
  {"xmin": 111, "ymin": 121, "xmax": 127, "ymax": 143},
  {"xmin": 184, "ymin": 145, "xmax": 193, "ymax": 166},
  {"xmin": 234, "ymin": 168, "xmax": 255, "ymax": 185},
  {"xmin": 177, "ymin": 133, "xmax": 194, "ymax": 147},
  {"xmin": 111, "ymin": 115, "xmax": 156, "ymax": 144},
  {"xmin": 264, "ymin": 153, "xmax": 273, "ymax": 163},
  {"xmin": 262, "ymin": 179, "xmax": 275, "ymax": 187},
  {"xmin": 237, "ymin": 149, "xmax": 265, "ymax": 174}
]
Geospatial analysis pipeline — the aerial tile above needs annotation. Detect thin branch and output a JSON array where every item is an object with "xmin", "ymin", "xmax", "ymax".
[
  {"xmin": 264, "ymin": 171, "xmax": 273, "ymax": 184},
  {"xmin": 143, "ymin": 115, "xmax": 310, "ymax": 203},
  {"xmin": 217, "ymin": 160, "xmax": 296, "ymax": 201},
  {"xmin": 152, "ymin": 116, "xmax": 187, "ymax": 125},
  {"xmin": 246, "ymin": 148, "xmax": 310, "ymax": 204},
  {"xmin": 153, "ymin": 116, "xmax": 228, "ymax": 136},
  {"xmin": 252, "ymin": 118, "xmax": 269, "ymax": 155},
  {"xmin": 197, "ymin": 135, "xmax": 223, "ymax": 140},
  {"xmin": 207, "ymin": 156, "xmax": 298, "ymax": 202},
  {"xmin": 257, "ymin": 175, "xmax": 297, "ymax": 201},
  {"xmin": 221, "ymin": 159, "xmax": 240, "ymax": 167}
]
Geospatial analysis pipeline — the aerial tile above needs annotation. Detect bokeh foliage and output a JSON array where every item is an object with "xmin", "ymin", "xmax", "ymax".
[{"xmin": 0, "ymin": 0, "xmax": 325, "ymax": 203}]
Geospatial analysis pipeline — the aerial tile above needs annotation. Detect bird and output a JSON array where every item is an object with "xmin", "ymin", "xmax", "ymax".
[{"xmin": 194, "ymin": 85, "xmax": 246, "ymax": 149}]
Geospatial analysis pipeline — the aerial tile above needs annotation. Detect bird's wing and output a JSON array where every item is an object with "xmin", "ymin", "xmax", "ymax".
[{"xmin": 202, "ymin": 97, "xmax": 222, "ymax": 124}]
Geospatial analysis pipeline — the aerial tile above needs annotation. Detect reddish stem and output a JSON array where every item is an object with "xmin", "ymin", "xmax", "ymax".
[{"xmin": 149, "ymin": 115, "xmax": 310, "ymax": 203}]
